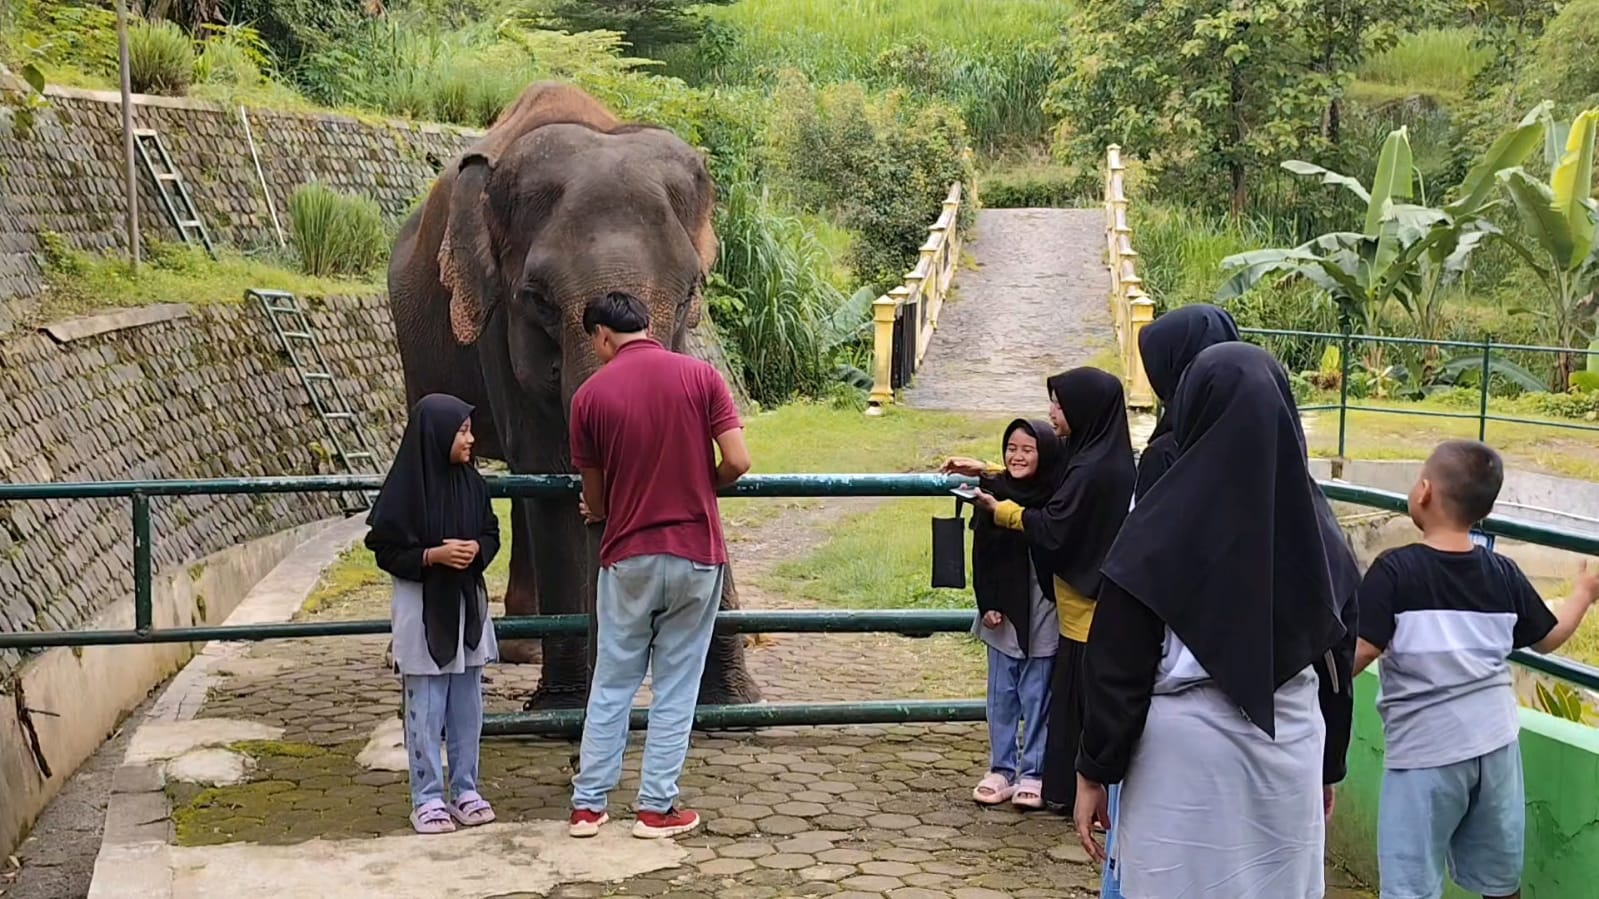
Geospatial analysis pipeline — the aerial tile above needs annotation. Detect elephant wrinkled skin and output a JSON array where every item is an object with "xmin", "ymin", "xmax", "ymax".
[{"xmin": 385, "ymin": 82, "xmax": 760, "ymax": 709}]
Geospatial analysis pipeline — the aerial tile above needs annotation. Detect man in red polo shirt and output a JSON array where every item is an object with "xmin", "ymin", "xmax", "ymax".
[{"xmin": 566, "ymin": 292, "xmax": 751, "ymax": 840}]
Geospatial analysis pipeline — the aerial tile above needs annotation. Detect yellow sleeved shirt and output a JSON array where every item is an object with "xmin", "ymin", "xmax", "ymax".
[{"xmin": 992, "ymin": 499, "xmax": 1095, "ymax": 642}]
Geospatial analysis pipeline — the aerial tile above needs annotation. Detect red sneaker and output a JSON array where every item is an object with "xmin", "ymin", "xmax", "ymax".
[
  {"xmin": 568, "ymin": 808, "xmax": 608, "ymax": 838},
  {"xmin": 632, "ymin": 808, "xmax": 701, "ymax": 839}
]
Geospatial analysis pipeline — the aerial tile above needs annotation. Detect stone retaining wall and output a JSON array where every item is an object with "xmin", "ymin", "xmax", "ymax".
[
  {"xmin": 0, "ymin": 294, "xmax": 406, "ymax": 679},
  {"xmin": 0, "ymin": 84, "xmax": 478, "ymax": 332}
]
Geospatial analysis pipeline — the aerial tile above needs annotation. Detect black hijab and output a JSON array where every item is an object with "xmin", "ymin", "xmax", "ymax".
[
  {"xmin": 1101, "ymin": 343, "xmax": 1359, "ymax": 736},
  {"xmin": 1135, "ymin": 303, "xmax": 1241, "ymax": 499},
  {"xmin": 1022, "ymin": 368, "xmax": 1136, "ymax": 600},
  {"xmin": 972, "ymin": 419, "xmax": 1066, "ymax": 654},
  {"xmin": 365, "ymin": 394, "xmax": 492, "ymax": 668}
]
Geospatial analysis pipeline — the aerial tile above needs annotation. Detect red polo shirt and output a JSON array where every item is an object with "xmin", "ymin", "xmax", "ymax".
[{"xmin": 569, "ymin": 339, "xmax": 742, "ymax": 567}]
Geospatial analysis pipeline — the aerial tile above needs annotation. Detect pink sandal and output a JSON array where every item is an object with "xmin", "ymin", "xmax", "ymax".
[
  {"xmin": 410, "ymin": 799, "xmax": 457, "ymax": 835},
  {"xmin": 972, "ymin": 772, "xmax": 1015, "ymax": 805},
  {"xmin": 449, "ymin": 791, "xmax": 496, "ymax": 827},
  {"xmin": 1012, "ymin": 777, "xmax": 1044, "ymax": 810}
]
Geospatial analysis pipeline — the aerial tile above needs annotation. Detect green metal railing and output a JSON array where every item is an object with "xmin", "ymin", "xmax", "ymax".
[
  {"xmin": 1240, "ymin": 327, "xmax": 1599, "ymax": 459},
  {"xmin": 1, "ymin": 473, "xmax": 1597, "ymax": 735}
]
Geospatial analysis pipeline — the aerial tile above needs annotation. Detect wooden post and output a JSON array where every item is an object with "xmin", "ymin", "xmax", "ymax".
[
  {"xmin": 866, "ymin": 295, "xmax": 898, "ymax": 414},
  {"xmin": 114, "ymin": 0, "xmax": 139, "ymax": 270}
]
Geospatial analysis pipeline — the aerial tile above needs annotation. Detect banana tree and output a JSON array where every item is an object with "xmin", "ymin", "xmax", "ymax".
[
  {"xmin": 1218, "ymin": 106, "xmax": 1549, "ymax": 340},
  {"xmin": 1496, "ymin": 107, "xmax": 1599, "ymax": 390}
]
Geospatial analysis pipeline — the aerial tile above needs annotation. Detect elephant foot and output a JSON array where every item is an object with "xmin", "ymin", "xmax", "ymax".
[
  {"xmin": 498, "ymin": 639, "xmax": 542, "ymax": 665},
  {"xmin": 522, "ymin": 682, "xmax": 590, "ymax": 711}
]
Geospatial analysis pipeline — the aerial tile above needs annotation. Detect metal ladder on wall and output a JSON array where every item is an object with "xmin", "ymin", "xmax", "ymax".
[
  {"xmin": 133, "ymin": 128, "xmax": 216, "ymax": 257},
  {"xmin": 249, "ymin": 289, "xmax": 380, "ymax": 514}
]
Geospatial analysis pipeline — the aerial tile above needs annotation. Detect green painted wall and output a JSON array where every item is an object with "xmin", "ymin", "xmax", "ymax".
[{"xmin": 1330, "ymin": 667, "xmax": 1599, "ymax": 898}]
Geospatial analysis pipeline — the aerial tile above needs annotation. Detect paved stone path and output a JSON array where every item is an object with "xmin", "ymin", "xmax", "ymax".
[
  {"xmin": 78, "ymin": 495, "xmax": 1374, "ymax": 898},
  {"xmin": 903, "ymin": 209, "xmax": 1116, "ymax": 415}
]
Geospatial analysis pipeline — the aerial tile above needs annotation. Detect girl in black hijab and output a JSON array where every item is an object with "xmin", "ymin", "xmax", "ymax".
[
  {"xmin": 964, "ymin": 419, "xmax": 1066, "ymax": 808},
  {"xmin": 1073, "ymin": 343, "xmax": 1360, "ymax": 898},
  {"xmin": 971, "ymin": 366, "xmax": 1135, "ymax": 812},
  {"xmin": 1134, "ymin": 303, "xmax": 1241, "ymax": 499},
  {"xmin": 365, "ymin": 393, "xmax": 501, "ymax": 835}
]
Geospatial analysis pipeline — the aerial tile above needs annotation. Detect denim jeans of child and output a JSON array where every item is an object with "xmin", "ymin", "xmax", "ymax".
[
  {"xmin": 572, "ymin": 553, "xmax": 725, "ymax": 814},
  {"xmin": 985, "ymin": 646, "xmax": 1054, "ymax": 781},
  {"xmin": 402, "ymin": 666, "xmax": 483, "ymax": 809}
]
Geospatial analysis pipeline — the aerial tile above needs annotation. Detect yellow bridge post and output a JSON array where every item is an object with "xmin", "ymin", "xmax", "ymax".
[
  {"xmin": 866, "ymin": 182, "xmax": 966, "ymax": 415},
  {"xmin": 866, "ymin": 294, "xmax": 898, "ymax": 414},
  {"xmin": 1105, "ymin": 145, "xmax": 1156, "ymax": 410}
]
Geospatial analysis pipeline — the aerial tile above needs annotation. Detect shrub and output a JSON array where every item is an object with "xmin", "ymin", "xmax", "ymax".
[
  {"xmin": 765, "ymin": 74, "xmax": 975, "ymax": 290},
  {"xmin": 710, "ymin": 180, "xmax": 859, "ymax": 405},
  {"xmin": 979, "ymin": 163, "xmax": 1096, "ymax": 209},
  {"xmin": 128, "ymin": 19, "xmax": 194, "ymax": 95},
  {"xmin": 287, "ymin": 183, "xmax": 388, "ymax": 278}
]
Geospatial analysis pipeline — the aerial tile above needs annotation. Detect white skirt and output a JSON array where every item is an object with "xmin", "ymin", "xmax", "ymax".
[
  {"xmin": 390, "ymin": 577, "xmax": 497, "ymax": 676},
  {"xmin": 1116, "ymin": 667, "xmax": 1325, "ymax": 899}
]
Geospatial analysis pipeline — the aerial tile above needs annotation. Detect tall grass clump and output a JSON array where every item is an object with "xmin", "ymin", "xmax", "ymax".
[
  {"xmin": 128, "ymin": 19, "xmax": 194, "ymax": 95},
  {"xmin": 710, "ymin": 180, "xmax": 869, "ymax": 406},
  {"xmin": 287, "ymin": 183, "xmax": 389, "ymax": 278},
  {"xmin": 1357, "ymin": 28, "xmax": 1490, "ymax": 101}
]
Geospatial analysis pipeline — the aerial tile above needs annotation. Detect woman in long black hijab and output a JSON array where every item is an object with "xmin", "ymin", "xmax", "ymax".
[
  {"xmin": 972, "ymin": 366, "xmax": 1135, "ymax": 812},
  {"xmin": 1073, "ymin": 343, "xmax": 1360, "ymax": 898},
  {"xmin": 1134, "ymin": 303, "xmax": 1240, "ymax": 499},
  {"xmin": 966, "ymin": 419, "xmax": 1067, "ymax": 808},
  {"xmin": 366, "ymin": 393, "xmax": 502, "ymax": 834}
]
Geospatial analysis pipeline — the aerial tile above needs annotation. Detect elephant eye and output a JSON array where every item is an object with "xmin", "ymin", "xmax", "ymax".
[{"xmin": 520, "ymin": 285, "xmax": 561, "ymax": 332}]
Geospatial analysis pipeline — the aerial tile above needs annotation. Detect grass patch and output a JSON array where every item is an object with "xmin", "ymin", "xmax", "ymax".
[
  {"xmin": 228, "ymin": 740, "xmax": 328, "ymax": 759},
  {"xmin": 1305, "ymin": 402, "xmax": 1599, "ymax": 480},
  {"xmin": 1356, "ymin": 28, "xmax": 1490, "ymax": 104},
  {"xmin": 36, "ymin": 238, "xmax": 384, "ymax": 321},
  {"xmin": 767, "ymin": 498, "xmax": 974, "ymax": 610}
]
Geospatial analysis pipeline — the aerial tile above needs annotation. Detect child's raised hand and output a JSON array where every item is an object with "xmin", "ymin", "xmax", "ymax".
[
  {"xmin": 982, "ymin": 611, "xmax": 1004, "ymax": 629},
  {"xmin": 1576, "ymin": 560, "xmax": 1598, "ymax": 602},
  {"xmin": 941, "ymin": 457, "xmax": 985, "ymax": 476}
]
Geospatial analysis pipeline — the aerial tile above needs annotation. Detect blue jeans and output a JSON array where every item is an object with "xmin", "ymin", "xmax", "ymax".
[
  {"xmin": 1379, "ymin": 741, "xmax": 1524, "ymax": 899},
  {"xmin": 572, "ymin": 553, "xmax": 725, "ymax": 814},
  {"xmin": 402, "ymin": 667, "xmax": 483, "ymax": 809},
  {"xmin": 1102, "ymin": 782, "xmax": 1125, "ymax": 898},
  {"xmin": 985, "ymin": 646, "xmax": 1053, "ymax": 781}
]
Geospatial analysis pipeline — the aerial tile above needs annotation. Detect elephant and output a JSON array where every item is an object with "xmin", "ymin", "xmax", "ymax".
[{"xmin": 386, "ymin": 81, "xmax": 761, "ymax": 709}]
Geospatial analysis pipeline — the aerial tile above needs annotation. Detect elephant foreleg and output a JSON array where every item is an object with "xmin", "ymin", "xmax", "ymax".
[
  {"xmin": 522, "ymin": 495, "xmax": 601, "ymax": 710},
  {"xmin": 498, "ymin": 496, "xmax": 541, "ymax": 664},
  {"xmin": 699, "ymin": 566, "xmax": 762, "ymax": 705}
]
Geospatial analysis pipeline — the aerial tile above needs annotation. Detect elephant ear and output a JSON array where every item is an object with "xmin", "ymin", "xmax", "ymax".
[{"xmin": 438, "ymin": 157, "xmax": 497, "ymax": 345}]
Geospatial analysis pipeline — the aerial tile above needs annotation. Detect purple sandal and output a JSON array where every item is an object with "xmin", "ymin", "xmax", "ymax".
[
  {"xmin": 449, "ymin": 791, "xmax": 496, "ymax": 827},
  {"xmin": 410, "ymin": 799, "xmax": 457, "ymax": 835}
]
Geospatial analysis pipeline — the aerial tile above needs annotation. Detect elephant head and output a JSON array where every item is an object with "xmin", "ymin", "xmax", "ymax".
[{"xmin": 436, "ymin": 82, "xmax": 718, "ymax": 423}]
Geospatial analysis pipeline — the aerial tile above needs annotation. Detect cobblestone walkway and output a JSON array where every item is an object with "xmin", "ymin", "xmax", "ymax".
[
  {"xmin": 90, "ymin": 499, "xmax": 1374, "ymax": 899},
  {"xmin": 131, "ymin": 506, "xmax": 1106, "ymax": 898},
  {"xmin": 903, "ymin": 209, "xmax": 1115, "ymax": 415}
]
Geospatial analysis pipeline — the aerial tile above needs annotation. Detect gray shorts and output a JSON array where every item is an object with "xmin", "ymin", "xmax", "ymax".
[{"xmin": 1378, "ymin": 740, "xmax": 1523, "ymax": 899}]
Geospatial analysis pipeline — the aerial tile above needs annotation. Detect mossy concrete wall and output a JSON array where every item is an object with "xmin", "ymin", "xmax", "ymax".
[
  {"xmin": 1330, "ymin": 668, "xmax": 1599, "ymax": 898},
  {"xmin": 0, "ymin": 83, "xmax": 477, "ymax": 332},
  {"xmin": 0, "ymin": 295, "xmax": 407, "ymax": 683}
]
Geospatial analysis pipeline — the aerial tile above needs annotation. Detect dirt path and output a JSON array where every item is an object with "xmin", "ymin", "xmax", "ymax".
[{"xmin": 904, "ymin": 208, "xmax": 1115, "ymax": 415}]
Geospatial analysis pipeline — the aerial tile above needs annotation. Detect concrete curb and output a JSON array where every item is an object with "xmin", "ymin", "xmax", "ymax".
[{"xmin": 86, "ymin": 516, "xmax": 368, "ymax": 899}]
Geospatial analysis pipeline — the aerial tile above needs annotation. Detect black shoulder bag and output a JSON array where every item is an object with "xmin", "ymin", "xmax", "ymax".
[{"xmin": 930, "ymin": 496, "xmax": 968, "ymax": 589}]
